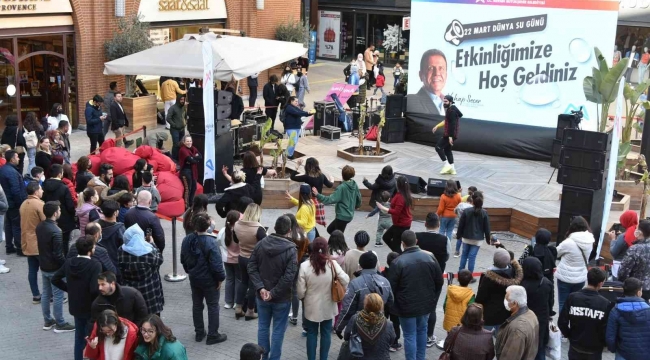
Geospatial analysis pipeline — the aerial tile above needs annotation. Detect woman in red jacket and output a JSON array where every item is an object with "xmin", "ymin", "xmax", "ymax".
[
  {"xmin": 84, "ymin": 309, "xmax": 139, "ymax": 360},
  {"xmin": 376, "ymin": 176, "xmax": 413, "ymax": 254}
]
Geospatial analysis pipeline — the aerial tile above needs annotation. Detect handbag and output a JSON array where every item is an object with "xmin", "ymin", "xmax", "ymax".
[
  {"xmin": 349, "ymin": 323, "xmax": 364, "ymax": 357},
  {"xmin": 546, "ymin": 322, "xmax": 562, "ymax": 360},
  {"xmin": 330, "ymin": 261, "xmax": 345, "ymax": 302},
  {"xmin": 365, "ymin": 125, "xmax": 378, "ymax": 141},
  {"xmin": 23, "ymin": 128, "xmax": 38, "ymax": 149},
  {"xmin": 438, "ymin": 327, "xmax": 462, "ymax": 360}
]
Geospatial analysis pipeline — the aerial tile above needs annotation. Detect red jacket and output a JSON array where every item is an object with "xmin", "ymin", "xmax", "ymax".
[
  {"xmin": 388, "ymin": 193, "xmax": 412, "ymax": 228},
  {"xmin": 376, "ymin": 74, "xmax": 385, "ymax": 87},
  {"xmin": 84, "ymin": 317, "xmax": 139, "ymax": 360},
  {"xmin": 62, "ymin": 177, "xmax": 78, "ymax": 204}
]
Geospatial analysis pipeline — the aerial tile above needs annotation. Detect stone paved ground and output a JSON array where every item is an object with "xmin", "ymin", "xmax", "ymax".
[{"xmin": 0, "ymin": 60, "xmax": 615, "ymax": 359}]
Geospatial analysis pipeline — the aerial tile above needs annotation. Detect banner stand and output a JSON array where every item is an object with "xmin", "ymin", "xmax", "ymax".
[{"xmin": 164, "ymin": 217, "xmax": 187, "ymax": 282}]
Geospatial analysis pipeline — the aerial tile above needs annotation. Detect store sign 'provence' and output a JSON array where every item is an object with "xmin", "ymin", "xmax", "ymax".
[
  {"xmin": 0, "ymin": 0, "xmax": 73, "ymax": 14},
  {"xmin": 158, "ymin": 0, "xmax": 210, "ymax": 11}
]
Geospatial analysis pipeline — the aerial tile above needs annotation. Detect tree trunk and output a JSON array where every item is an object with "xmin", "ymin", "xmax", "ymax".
[
  {"xmin": 125, "ymin": 75, "xmax": 136, "ymax": 97},
  {"xmin": 375, "ymin": 127, "xmax": 382, "ymax": 154},
  {"xmin": 642, "ymin": 181, "xmax": 648, "ymax": 219}
]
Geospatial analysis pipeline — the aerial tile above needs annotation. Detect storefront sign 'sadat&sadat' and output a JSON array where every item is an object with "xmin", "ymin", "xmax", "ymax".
[{"xmin": 158, "ymin": 0, "xmax": 210, "ymax": 11}]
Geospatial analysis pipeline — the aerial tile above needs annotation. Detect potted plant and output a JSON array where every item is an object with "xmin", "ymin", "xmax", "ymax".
[
  {"xmin": 358, "ymin": 103, "xmax": 366, "ymax": 155},
  {"xmin": 618, "ymin": 81, "xmax": 650, "ymax": 179},
  {"xmin": 257, "ymin": 121, "xmax": 300, "ymax": 209},
  {"xmin": 583, "ymin": 47, "xmax": 628, "ymax": 133},
  {"xmin": 104, "ymin": 14, "xmax": 156, "ymax": 131},
  {"xmin": 383, "ymin": 24, "xmax": 405, "ymax": 59}
]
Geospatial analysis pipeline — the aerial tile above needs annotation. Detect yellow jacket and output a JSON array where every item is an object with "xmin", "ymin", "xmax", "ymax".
[
  {"xmin": 442, "ymin": 285, "xmax": 475, "ymax": 331},
  {"xmin": 290, "ymin": 197, "xmax": 316, "ymax": 234},
  {"xmin": 161, "ymin": 79, "xmax": 187, "ymax": 102}
]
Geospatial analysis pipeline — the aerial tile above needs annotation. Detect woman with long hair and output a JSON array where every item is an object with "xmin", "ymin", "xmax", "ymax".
[
  {"xmin": 62, "ymin": 164, "xmax": 79, "ymax": 204},
  {"xmin": 555, "ymin": 215, "xmax": 595, "ymax": 312},
  {"xmin": 314, "ymin": 165, "xmax": 362, "ymax": 235},
  {"xmin": 437, "ymin": 179, "xmax": 461, "ymax": 244},
  {"xmin": 217, "ymin": 210, "xmax": 241, "ymax": 310},
  {"xmin": 457, "ymin": 191, "xmax": 493, "ymax": 275},
  {"xmin": 101, "ymin": 175, "xmax": 131, "ymax": 203},
  {"xmin": 281, "ymin": 64, "xmax": 297, "ymax": 95},
  {"xmin": 237, "ymin": 151, "xmax": 276, "ymax": 205},
  {"xmin": 182, "ymin": 194, "xmax": 214, "ymax": 235},
  {"xmin": 76, "ymin": 187, "xmax": 102, "ymax": 237},
  {"xmin": 442, "ymin": 304, "xmax": 495, "ymax": 360},
  {"xmin": 292, "ymin": 157, "xmax": 334, "ymax": 193},
  {"xmin": 298, "ymin": 237, "xmax": 349, "ymax": 360},
  {"xmin": 376, "ymin": 176, "xmax": 413, "ymax": 254},
  {"xmin": 286, "ymin": 213, "xmax": 310, "ymax": 327},
  {"xmin": 34, "ymin": 136, "xmax": 53, "ymax": 178},
  {"xmin": 135, "ymin": 315, "xmax": 188, "ymax": 360},
  {"xmin": 84, "ymin": 309, "xmax": 139, "ymax": 360},
  {"xmin": 340, "ymin": 293, "xmax": 395, "ymax": 360},
  {"xmin": 328, "ymin": 230, "xmax": 349, "ymax": 266},
  {"xmin": 47, "ymin": 129, "xmax": 69, "ymax": 164},
  {"xmin": 132, "ymin": 158, "xmax": 154, "ymax": 190},
  {"xmin": 23, "ymin": 111, "xmax": 44, "ymax": 173},
  {"xmin": 75, "ymin": 156, "xmax": 94, "ymax": 194},
  {"xmin": 216, "ymin": 168, "xmax": 256, "ymax": 218},
  {"xmin": 286, "ymin": 184, "xmax": 317, "ymax": 241},
  {"xmin": 178, "ymin": 135, "xmax": 201, "ymax": 209},
  {"xmin": 233, "ymin": 203, "xmax": 266, "ymax": 320},
  {"xmin": 47, "ymin": 102, "xmax": 71, "ymax": 134}
]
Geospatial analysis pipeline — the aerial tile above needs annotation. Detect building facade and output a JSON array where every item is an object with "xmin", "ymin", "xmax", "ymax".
[{"xmin": 0, "ymin": 0, "xmax": 300, "ymax": 130}]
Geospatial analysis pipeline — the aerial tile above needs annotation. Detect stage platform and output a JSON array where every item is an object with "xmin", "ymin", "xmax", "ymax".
[{"xmin": 283, "ymin": 134, "xmax": 562, "ymax": 240}]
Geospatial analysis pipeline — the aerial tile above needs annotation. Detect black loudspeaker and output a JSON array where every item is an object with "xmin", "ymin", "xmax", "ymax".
[
  {"xmin": 216, "ymin": 120, "xmax": 231, "ymax": 135},
  {"xmin": 187, "ymin": 116, "xmax": 207, "ymax": 134},
  {"xmin": 216, "ymin": 90, "xmax": 233, "ymax": 105},
  {"xmin": 216, "ymin": 105, "xmax": 232, "ymax": 121},
  {"xmin": 557, "ymin": 166, "xmax": 605, "ymax": 190},
  {"xmin": 188, "ymin": 103, "xmax": 206, "ymax": 119},
  {"xmin": 188, "ymin": 87, "xmax": 203, "ymax": 103},
  {"xmin": 190, "ymin": 132, "xmax": 234, "ymax": 192},
  {"xmin": 557, "ymin": 186, "xmax": 605, "ymax": 243},
  {"xmin": 427, "ymin": 178, "xmax": 445, "ymax": 196},
  {"xmin": 559, "ymin": 148, "xmax": 609, "ymax": 171},
  {"xmin": 395, "ymin": 173, "xmax": 427, "ymax": 194},
  {"xmin": 551, "ymin": 139, "xmax": 562, "ymax": 169},
  {"xmin": 562, "ymin": 129, "xmax": 612, "ymax": 152},
  {"xmin": 386, "ymin": 95, "xmax": 404, "ymax": 118},
  {"xmin": 556, "ymin": 114, "xmax": 580, "ymax": 140},
  {"xmin": 188, "ymin": 88, "xmax": 233, "ymax": 105},
  {"xmin": 381, "ymin": 117, "xmax": 406, "ymax": 144},
  {"xmin": 314, "ymin": 101, "xmax": 336, "ymax": 133}
]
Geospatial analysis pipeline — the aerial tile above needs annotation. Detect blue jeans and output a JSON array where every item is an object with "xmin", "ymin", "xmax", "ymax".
[
  {"xmin": 399, "ymin": 315, "xmax": 429, "ymax": 360},
  {"xmin": 557, "ymin": 279, "xmax": 585, "ymax": 313},
  {"xmin": 306, "ymin": 228, "xmax": 316, "ymax": 242},
  {"xmin": 286, "ymin": 129, "xmax": 300, "ymax": 157},
  {"xmin": 224, "ymin": 262, "xmax": 241, "ymax": 306},
  {"xmin": 615, "ymin": 353, "xmax": 627, "ymax": 360},
  {"xmin": 74, "ymin": 316, "xmax": 90, "ymax": 360},
  {"xmin": 41, "ymin": 270, "xmax": 65, "ymax": 325},
  {"xmin": 455, "ymin": 239, "xmax": 462, "ymax": 253},
  {"xmin": 27, "ymin": 147, "xmax": 36, "ymax": 173},
  {"xmin": 257, "ymin": 299, "xmax": 291, "ymax": 360},
  {"xmin": 459, "ymin": 243, "xmax": 480, "ymax": 273},
  {"xmin": 484, "ymin": 324, "xmax": 501, "ymax": 338},
  {"xmin": 170, "ymin": 128, "xmax": 185, "ymax": 147},
  {"xmin": 535, "ymin": 341, "xmax": 546, "ymax": 360},
  {"xmin": 27, "ymin": 256, "xmax": 40, "ymax": 297},
  {"xmin": 305, "ymin": 318, "xmax": 332, "ymax": 360},
  {"xmin": 440, "ymin": 217, "xmax": 456, "ymax": 244}
]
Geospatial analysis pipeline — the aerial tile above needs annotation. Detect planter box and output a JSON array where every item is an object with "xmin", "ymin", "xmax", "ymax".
[
  {"xmin": 509, "ymin": 209, "xmax": 558, "ymax": 240},
  {"xmin": 262, "ymin": 178, "xmax": 301, "ymax": 209},
  {"xmin": 123, "ymin": 96, "xmax": 157, "ymax": 133},
  {"xmin": 615, "ymin": 180, "xmax": 643, "ymax": 210},
  {"xmin": 611, "ymin": 192, "xmax": 631, "ymax": 212}
]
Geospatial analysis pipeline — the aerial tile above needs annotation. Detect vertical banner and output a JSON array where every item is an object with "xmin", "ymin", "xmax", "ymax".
[
  {"xmin": 202, "ymin": 40, "xmax": 215, "ymax": 181},
  {"xmin": 309, "ymin": 30, "xmax": 317, "ymax": 64},
  {"xmin": 597, "ymin": 74, "xmax": 624, "ymax": 257},
  {"xmin": 317, "ymin": 11, "xmax": 341, "ymax": 59}
]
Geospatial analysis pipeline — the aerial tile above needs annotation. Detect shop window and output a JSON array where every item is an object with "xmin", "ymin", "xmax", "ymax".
[
  {"xmin": 66, "ymin": 34, "xmax": 77, "ymax": 128},
  {"xmin": 0, "ymin": 39, "xmax": 16, "ymax": 132},
  {"xmin": 341, "ymin": 12, "xmax": 354, "ymax": 63},
  {"xmin": 368, "ymin": 14, "xmax": 409, "ymax": 66}
]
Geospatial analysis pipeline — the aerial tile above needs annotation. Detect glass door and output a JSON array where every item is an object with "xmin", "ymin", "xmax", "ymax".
[{"xmin": 354, "ymin": 13, "xmax": 367, "ymax": 58}]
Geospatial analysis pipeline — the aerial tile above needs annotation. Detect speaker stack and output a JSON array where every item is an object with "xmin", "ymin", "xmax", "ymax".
[
  {"xmin": 187, "ymin": 87, "xmax": 235, "ymax": 193},
  {"xmin": 381, "ymin": 95, "xmax": 406, "ymax": 144},
  {"xmin": 395, "ymin": 172, "xmax": 427, "ymax": 194},
  {"xmin": 556, "ymin": 128, "xmax": 612, "ymax": 243}
]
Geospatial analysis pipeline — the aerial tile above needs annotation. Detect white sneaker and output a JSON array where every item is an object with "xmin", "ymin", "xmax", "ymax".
[
  {"xmin": 436, "ymin": 339, "xmax": 445, "ymax": 350},
  {"xmin": 0, "ymin": 259, "xmax": 6, "ymax": 265},
  {"xmin": 426, "ymin": 335, "xmax": 437, "ymax": 348},
  {"xmin": 224, "ymin": 303, "xmax": 233, "ymax": 309},
  {"xmin": 0, "ymin": 265, "xmax": 10, "ymax": 274},
  {"xmin": 561, "ymin": 336, "xmax": 568, "ymax": 343}
]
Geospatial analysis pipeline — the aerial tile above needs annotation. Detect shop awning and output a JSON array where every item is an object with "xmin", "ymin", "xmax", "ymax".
[{"xmin": 103, "ymin": 33, "xmax": 306, "ymax": 81}]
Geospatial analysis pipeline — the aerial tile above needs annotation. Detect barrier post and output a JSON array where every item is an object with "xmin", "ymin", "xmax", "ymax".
[
  {"xmin": 164, "ymin": 217, "xmax": 187, "ymax": 282},
  {"xmin": 143, "ymin": 125, "xmax": 147, "ymax": 139}
]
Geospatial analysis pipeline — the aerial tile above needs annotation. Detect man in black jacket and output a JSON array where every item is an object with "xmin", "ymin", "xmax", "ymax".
[
  {"xmin": 36, "ymin": 200, "xmax": 75, "ymax": 333},
  {"xmin": 559, "ymin": 267, "xmax": 613, "ymax": 360},
  {"xmin": 52, "ymin": 236, "xmax": 102, "ymax": 360},
  {"xmin": 228, "ymin": 86, "xmax": 244, "ymax": 120},
  {"xmin": 247, "ymin": 74, "xmax": 259, "ymax": 108},
  {"xmin": 41, "ymin": 164, "xmax": 76, "ymax": 256},
  {"xmin": 109, "ymin": 93, "xmax": 134, "ymax": 148},
  {"xmin": 181, "ymin": 213, "xmax": 227, "ymax": 345},
  {"xmin": 433, "ymin": 95, "xmax": 463, "ymax": 175},
  {"xmin": 67, "ymin": 222, "xmax": 116, "ymax": 275},
  {"xmin": 91, "ymin": 271, "xmax": 147, "ymax": 325},
  {"xmin": 0, "ymin": 150, "xmax": 27, "ymax": 255},
  {"xmin": 263, "ymin": 75, "xmax": 279, "ymax": 130},
  {"xmin": 388, "ymin": 230, "xmax": 443, "ymax": 360},
  {"xmin": 124, "ymin": 191, "xmax": 165, "ymax": 252},
  {"xmin": 97, "ymin": 200, "xmax": 125, "ymax": 280},
  {"xmin": 248, "ymin": 215, "xmax": 298, "ymax": 360}
]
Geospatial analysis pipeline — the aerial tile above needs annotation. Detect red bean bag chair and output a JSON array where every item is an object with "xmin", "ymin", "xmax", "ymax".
[
  {"xmin": 100, "ymin": 147, "xmax": 141, "ymax": 176},
  {"xmin": 157, "ymin": 199, "xmax": 186, "ymax": 218},
  {"xmin": 147, "ymin": 159, "xmax": 159, "ymax": 173},
  {"xmin": 99, "ymin": 139, "xmax": 115, "ymax": 152},
  {"xmin": 134, "ymin": 145, "xmax": 156, "ymax": 160},
  {"xmin": 122, "ymin": 169, "xmax": 135, "ymax": 190},
  {"xmin": 151, "ymin": 152, "xmax": 176, "ymax": 173},
  {"xmin": 196, "ymin": 183, "xmax": 204, "ymax": 195},
  {"xmin": 156, "ymin": 171, "xmax": 184, "ymax": 202}
]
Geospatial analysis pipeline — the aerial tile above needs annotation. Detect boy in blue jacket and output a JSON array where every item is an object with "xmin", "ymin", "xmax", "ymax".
[{"xmin": 606, "ymin": 277, "xmax": 650, "ymax": 360}]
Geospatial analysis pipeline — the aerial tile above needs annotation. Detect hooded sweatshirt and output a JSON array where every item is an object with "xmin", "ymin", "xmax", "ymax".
[
  {"xmin": 42, "ymin": 178, "xmax": 77, "ymax": 232},
  {"xmin": 247, "ymin": 234, "xmax": 298, "ymax": 303},
  {"xmin": 316, "ymin": 180, "xmax": 362, "ymax": 222},
  {"xmin": 521, "ymin": 257, "xmax": 555, "ymax": 346},
  {"xmin": 442, "ymin": 285, "xmax": 475, "ymax": 331},
  {"xmin": 362, "ymin": 173, "xmax": 396, "ymax": 207},
  {"xmin": 556, "ymin": 231, "xmax": 595, "ymax": 284},
  {"xmin": 98, "ymin": 219, "xmax": 125, "ymax": 275},
  {"xmin": 51, "ymin": 256, "xmax": 102, "ymax": 318},
  {"xmin": 443, "ymin": 104, "xmax": 463, "ymax": 139}
]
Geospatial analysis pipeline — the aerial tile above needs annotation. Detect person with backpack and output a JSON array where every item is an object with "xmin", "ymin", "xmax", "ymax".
[
  {"xmin": 180, "ymin": 212, "xmax": 227, "ymax": 345},
  {"xmin": 518, "ymin": 228, "xmax": 558, "ymax": 282}
]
